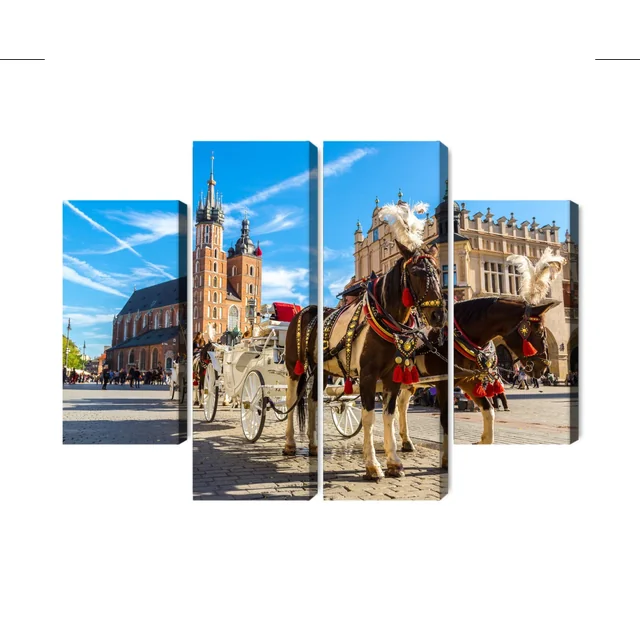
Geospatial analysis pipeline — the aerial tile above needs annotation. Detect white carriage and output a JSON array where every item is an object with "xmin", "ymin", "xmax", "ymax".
[
  {"xmin": 200, "ymin": 303, "xmax": 299, "ymax": 442},
  {"xmin": 169, "ymin": 357, "xmax": 187, "ymax": 403}
]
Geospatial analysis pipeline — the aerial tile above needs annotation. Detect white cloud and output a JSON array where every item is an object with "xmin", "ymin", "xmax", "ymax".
[
  {"xmin": 224, "ymin": 148, "xmax": 375, "ymax": 213},
  {"xmin": 99, "ymin": 210, "xmax": 178, "ymax": 251},
  {"xmin": 326, "ymin": 271, "xmax": 355, "ymax": 298},
  {"xmin": 258, "ymin": 239, "xmax": 274, "ymax": 247},
  {"xmin": 323, "ymin": 246, "xmax": 353, "ymax": 261},
  {"xmin": 261, "ymin": 266, "xmax": 309, "ymax": 306},
  {"xmin": 63, "ymin": 265, "xmax": 129, "ymax": 298},
  {"xmin": 252, "ymin": 208, "xmax": 302, "ymax": 235},
  {"xmin": 323, "ymin": 147, "xmax": 376, "ymax": 177}
]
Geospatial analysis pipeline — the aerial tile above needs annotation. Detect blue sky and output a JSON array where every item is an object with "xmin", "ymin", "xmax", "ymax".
[
  {"xmin": 323, "ymin": 141, "xmax": 447, "ymax": 303},
  {"xmin": 460, "ymin": 200, "xmax": 575, "ymax": 243},
  {"xmin": 63, "ymin": 200, "xmax": 183, "ymax": 358},
  {"xmin": 193, "ymin": 141, "xmax": 318, "ymax": 308}
]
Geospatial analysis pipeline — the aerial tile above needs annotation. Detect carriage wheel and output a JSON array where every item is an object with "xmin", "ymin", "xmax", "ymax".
[
  {"xmin": 170, "ymin": 380, "xmax": 176, "ymax": 400},
  {"xmin": 331, "ymin": 401, "xmax": 363, "ymax": 438},
  {"xmin": 203, "ymin": 364, "xmax": 219, "ymax": 423},
  {"xmin": 241, "ymin": 370, "xmax": 266, "ymax": 443}
]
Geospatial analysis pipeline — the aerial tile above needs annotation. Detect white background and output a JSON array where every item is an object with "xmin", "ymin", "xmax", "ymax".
[{"xmin": 1, "ymin": 2, "xmax": 637, "ymax": 638}]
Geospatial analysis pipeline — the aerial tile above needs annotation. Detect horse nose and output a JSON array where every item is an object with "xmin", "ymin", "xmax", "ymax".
[{"xmin": 432, "ymin": 308, "xmax": 445, "ymax": 327}]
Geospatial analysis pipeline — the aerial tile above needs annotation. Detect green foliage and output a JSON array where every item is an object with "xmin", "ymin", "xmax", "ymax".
[{"xmin": 62, "ymin": 335, "xmax": 84, "ymax": 370}]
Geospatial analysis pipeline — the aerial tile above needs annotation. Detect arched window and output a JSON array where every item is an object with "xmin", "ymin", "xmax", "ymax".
[
  {"xmin": 117, "ymin": 352, "xmax": 123, "ymax": 369},
  {"xmin": 152, "ymin": 348, "xmax": 159, "ymax": 368},
  {"xmin": 213, "ymin": 307, "xmax": 217, "ymax": 319},
  {"xmin": 154, "ymin": 312, "xmax": 160, "ymax": 329},
  {"xmin": 229, "ymin": 306, "xmax": 239, "ymax": 331},
  {"xmin": 143, "ymin": 314, "xmax": 147, "ymax": 328},
  {"xmin": 128, "ymin": 349, "xmax": 135, "ymax": 364},
  {"xmin": 249, "ymin": 266, "xmax": 254, "ymax": 276},
  {"xmin": 249, "ymin": 284, "xmax": 254, "ymax": 294},
  {"xmin": 140, "ymin": 350, "xmax": 146, "ymax": 369},
  {"xmin": 232, "ymin": 266, "xmax": 237, "ymax": 276},
  {"xmin": 175, "ymin": 308, "xmax": 180, "ymax": 326},
  {"xmin": 165, "ymin": 310, "xmax": 171, "ymax": 327},
  {"xmin": 213, "ymin": 262, "xmax": 218, "ymax": 272},
  {"xmin": 195, "ymin": 260, "xmax": 200, "ymax": 273},
  {"xmin": 132, "ymin": 320, "xmax": 137, "ymax": 337},
  {"xmin": 214, "ymin": 248, "xmax": 218, "ymax": 258},
  {"xmin": 213, "ymin": 276, "xmax": 218, "ymax": 288},
  {"xmin": 194, "ymin": 307, "xmax": 198, "ymax": 319},
  {"xmin": 213, "ymin": 292, "xmax": 218, "ymax": 303},
  {"xmin": 123, "ymin": 321, "xmax": 128, "ymax": 342},
  {"xmin": 165, "ymin": 356, "xmax": 172, "ymax": 370}
]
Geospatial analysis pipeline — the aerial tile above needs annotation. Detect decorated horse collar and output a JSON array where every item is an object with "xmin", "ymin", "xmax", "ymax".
[
  {"xmin": 453, "ymin": 319, "xmax": 498, "ymax": 371},
  {"xmin": 364, "ymin": 278, "xmax": 419, "ymax": 343}
]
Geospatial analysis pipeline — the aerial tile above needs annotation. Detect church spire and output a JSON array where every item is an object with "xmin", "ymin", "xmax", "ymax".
[{"xmin": 206, "ymin": 152, "xmax": 216, "ymax": 208}]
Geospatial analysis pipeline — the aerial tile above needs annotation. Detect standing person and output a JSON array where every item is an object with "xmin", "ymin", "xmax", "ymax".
[
  {"xmin": 63, "ymin": 366, "xmax": 67, "ymax": 385},
  {"xmin": 532, "ymin": 375, "xmax": 540, "ymax": 389},
  {"xmin": 128, "ymin": 366, "xmax": 135, "ymax": 388},
  {"xmin": 518, "ymin": 367, "xmax": 529, "ymax": 390},
  {"xmin": 134, "ymin": 366, "xmax": 141, "ymax": 388},
  {"xmin": 101, "ymin": 364, "xmax": 110, "ymax": 390},
  {"xmin": 120, "ymin": 368, "xmax": 126, "ymax": 385},
  {"xmin": 491, "ymin": 380, "xmax": 510, "ymax": 411}
]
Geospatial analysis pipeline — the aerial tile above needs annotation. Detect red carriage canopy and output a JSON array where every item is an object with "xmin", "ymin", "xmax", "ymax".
[{"xmin": 272, "ymin": 302, "xmax": 302, "ymax": 322}]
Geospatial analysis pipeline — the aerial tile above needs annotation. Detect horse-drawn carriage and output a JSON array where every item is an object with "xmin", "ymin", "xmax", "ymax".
[{"xmin": 169, "ymin": 357, "xmax": 187, "ymax": 403}]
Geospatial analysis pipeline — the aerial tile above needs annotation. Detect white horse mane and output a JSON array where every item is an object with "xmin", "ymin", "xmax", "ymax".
[
  {"xmin": 506, "ymin": 247, "xmax": 566, "ymax": 304},
  {"xmin": 376, "ymin": 201, "xmax": 429, "ymax": 252}
]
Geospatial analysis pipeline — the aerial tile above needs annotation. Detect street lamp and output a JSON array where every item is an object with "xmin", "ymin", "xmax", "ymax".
[
  {"xmin": 82, "ymin": 341, "xmax": 86, "ymax": 379},
  {"xmin": 64, "ymin": 318, "xmax": 72, "ymax": 370},
  {"xmin": 246, "ymin": 298, "xmax": 256, "ymax": 334}
]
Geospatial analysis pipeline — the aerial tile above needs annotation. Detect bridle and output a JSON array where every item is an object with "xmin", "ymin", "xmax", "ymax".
[
  {"xmin": 509, "ymin": 305, "xmax": 551, "ymax": 372},
  {"xmin": 402, "ymin": 254, "xmax": 445, "ymax": 322}
]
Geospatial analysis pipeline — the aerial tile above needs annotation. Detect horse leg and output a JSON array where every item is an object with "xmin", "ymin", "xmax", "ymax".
[
  {"xmin": 361, "ymin": 376, "xmax": 384, "ymax": 481},
  {"xmin": 283, "ymin": 376, "xmax": 298, "ymax": 456},
  {"xmin": 476, "ymin": 396, "xmax": 495, "ymax": 444},
  {"xmin": 382, "ymin": 386, "xmax": 404, "ymax": 477},
  {"xmin": 397, "ymin": 387, "xmax": 415, "ymax": 452}
]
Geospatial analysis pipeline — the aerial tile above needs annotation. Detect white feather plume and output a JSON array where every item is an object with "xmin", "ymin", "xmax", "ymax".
[
  {"xmin": 376, "ymin": 201, "xmax": 428, "ymax": 252},
  {"xmin": 507, "ymin": 247, "xmax": 566, "ymax": 304}
]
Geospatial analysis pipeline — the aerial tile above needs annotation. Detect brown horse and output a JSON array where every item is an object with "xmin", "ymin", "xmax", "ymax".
[
  {"xmin": 284, "ymin": 240, "xmax": 445, "ymax": 480},
  {"xmin": 396, "ymin": 296, "xmax": 559, "ymax": 456}
]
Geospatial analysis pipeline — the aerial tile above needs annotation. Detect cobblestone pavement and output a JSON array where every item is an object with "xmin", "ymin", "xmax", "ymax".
[
  {"xmin": 193, "ymin": 405, "xmax": 317, "ymax": 500},
  {"xmin": 323, "ymin": 403, "xmax": 447, "ymax": 500},
  {"xmin": 454, "ymin": 386, "xmax": 579, "ymax": 444},
  {"xmin": 63, "ymin": 383, "xmax": 185, "ymax": 444}
]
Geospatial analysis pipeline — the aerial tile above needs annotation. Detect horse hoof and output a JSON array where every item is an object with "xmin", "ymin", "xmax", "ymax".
[
  {"xmin": 282, "ymin": 446, "xmax": 297, "ymax": 456},
  {"xmin": 364, "ymin": 466, "xmax": 384, "ymax": 482},
  {"xmin": 401, "ymin": 441, "xmax": 415, "ymax": 453},
  {"xmin": 385, "ymin": 464, "xmax": 405, "ymax": 478}
]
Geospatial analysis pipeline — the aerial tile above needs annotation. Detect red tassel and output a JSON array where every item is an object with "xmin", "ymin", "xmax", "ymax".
[
  {"xmin": 494, "ymin": 380, "xmax": 505, "ymax": 394},
  {"xmin": 343, "ymin": 378, "xmax": 353, "ymax": 395},
  {"xmin": 402, "ymin": 287, "xmax": 414, "ymax": 307},
  {"xmin": 485, "ymin": 382, "xmax": 495, "ymax": 398},
  {"xmin": 411, "ymin": 366, "xmax": 420, "ymax": 383},
  {"xmin": 522, "ymin": 339, "xmax": 538, "ymax": 357},
  {"xmin": 393, "ymin": 364, "xmax": 404, "ymax": 383},
  {"xmin": 403, "ymin": 367, "xmax": 413, "ymax": 384},
  {"xmin": 473, "ymin": 382, "xmax": 486, "ymax": 397},
  {"xmin": 294, "ymin": 360, "xmax": 305, "ymax": 375}
]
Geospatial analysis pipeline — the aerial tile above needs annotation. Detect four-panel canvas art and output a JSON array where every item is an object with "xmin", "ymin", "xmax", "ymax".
[{"xmin": 61, "ymin": 142, "xmax": 579, "ymax": 500}]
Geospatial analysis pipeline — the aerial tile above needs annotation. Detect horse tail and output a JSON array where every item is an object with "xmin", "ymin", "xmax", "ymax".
[{"xmin": 296, "ymin": 372, "xmax": 307, "ymax": 435}]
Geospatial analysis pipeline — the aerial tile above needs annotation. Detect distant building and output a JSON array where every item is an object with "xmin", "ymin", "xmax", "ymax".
[
  {"xmin": 193, "ymin": 155, "xmax": 263, "ymax": 337},
  {"xmin": 106, "ymin": 277, "xmax": 187, "ymax": 371},
  {"xmin": 352, "ymin": 186, "xmax": 578, "ymax": 377}
]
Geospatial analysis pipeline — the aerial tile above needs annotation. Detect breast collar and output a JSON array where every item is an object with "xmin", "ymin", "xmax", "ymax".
[
  {"xmin": 363, "ymin": 277, "xmax": 417, "ymax": 344},
  {"xmin": 453, "ymin": 319, "xmax": 497, "ymax": 371}
]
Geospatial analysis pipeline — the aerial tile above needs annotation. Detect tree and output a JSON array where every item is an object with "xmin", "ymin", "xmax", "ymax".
[{"xmin": 62, "ymin": 335, "xmax": 83, "ymax": 370}]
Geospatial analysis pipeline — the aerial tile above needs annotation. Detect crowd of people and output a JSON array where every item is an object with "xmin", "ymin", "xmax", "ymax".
[{"xmin": 98, "ymin": 365, "xmax": 169, "ymax": 390}]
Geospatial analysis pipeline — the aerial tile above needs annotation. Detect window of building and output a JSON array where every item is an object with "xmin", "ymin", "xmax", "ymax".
[
  {"xmin": 483, "ymin": 262, "xmax": 504, "ymax": 293},
  {"xmin": 152, "ymin": 348, "xmax": 158, "ymax": 368},
  {"xmin": 249, "ymin": 265, "xmax": 254, "ymax": 276},
  {"xmin": 229, "ymin": 306, "xmax": 239, "ymax": 331},
  {"xmin": 140, "ymin": 350, "xmax": 146, "ymax": 369},
  {"xmin": 175, "ymin": 308, "xmax": 180, "ymax": 326},
  {"xmin": 194, "ymin": 307, "xmax": 198, "ymax": 319},
  {"xmin": 207, "ymin": 275, "xmax": 211, "ymax": 287},
  {"xmin": 213, "ymin": 292, "xmax": 217, "ymax": 303},
  {"xmin": 213, "ymin": 307, "xmax": 217, "ymax": 319},
  {"xmin": 128, "ymin": 349, "xmax": 135, "ymax": 364},
  {"xmin": 123, "ymin": 321, "xmax": 128, "ymax": 342},
  {"xmin": 132, "ymin": 320, "xmax": 137, "ymax": 338},
  {"xmin": 214, "ymin": 248, "xmax": 218, "ymax": 258},
  {"xmin": 165, "ymin": 310, "xmax": 171, "ymax": 327},
  {"xmin": 232, "ymin": 266, "xmax": 237, "ymax": 277},
  {"xmin": 195, "ymin": 260, "xmax": 199, "ymax": 273},
  {"xmin": 207, "ymin": 306, "xmax": 211, "ymax": 318},
  {"xmin": 373, "ymin": 228, "xmax": 379, "ymax": 241},
  {"xmin": 143, "ymin": 314, "xmax": 147, "ymax": 328},
  {"xmin": 442, "ymin": 264, "xmax": 458, "ymax": 288},
  {"xmin": 213, "ymin": 276, "xmax": 218, "ymax": 288},
  {"xmin": 154, "ymin": 312, "xmax": 160, "ymax": 329},
  {"xmin": 213, "ymin": 262, "xmax": 218, "ymax": 272},
  {"xmin": 249, "ymin": 284, "xmax": 254, "ymax": 294},
  {"xmin": 204, "ymin": 226, "xmax": 210, "ymax": 245},
  {"xmin": 506, "ymin": 264, "xmax": 521, "ymax": 295}
]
